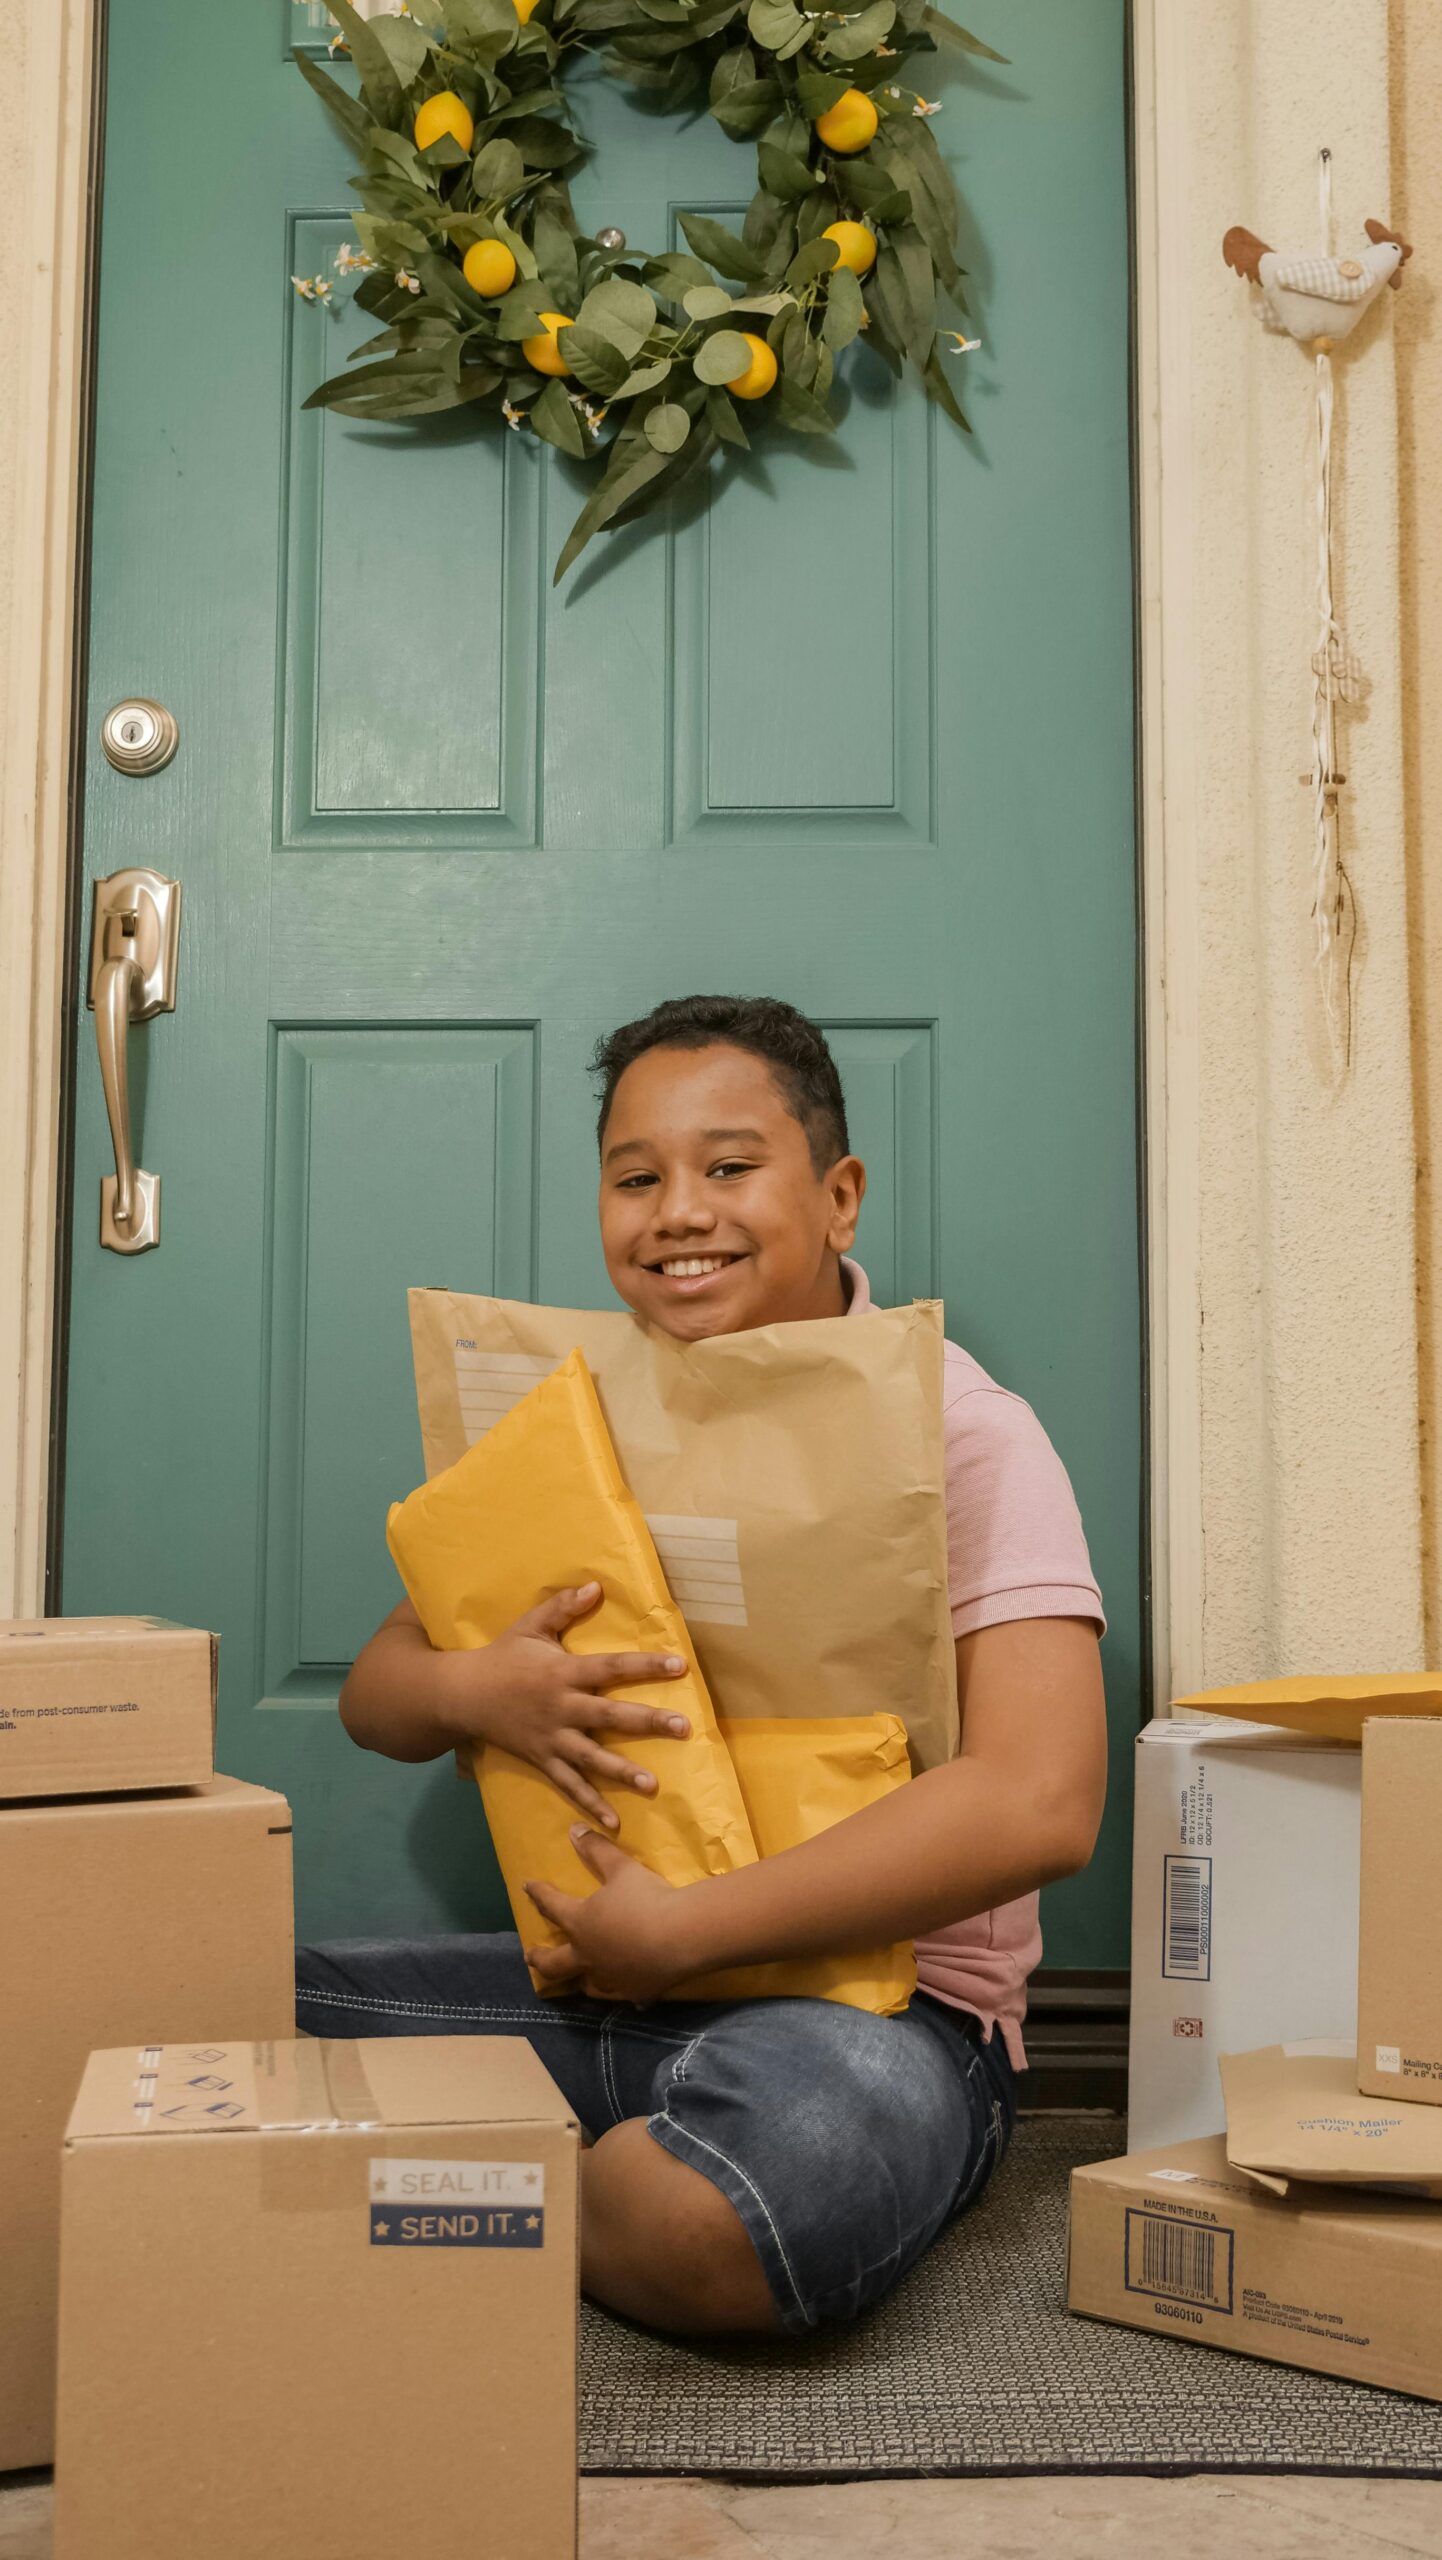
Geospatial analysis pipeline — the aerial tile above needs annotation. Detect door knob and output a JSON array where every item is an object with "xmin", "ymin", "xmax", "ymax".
[{"xmin": 86, "ymin": 867, "xmax": 182, "ymax": 1254}]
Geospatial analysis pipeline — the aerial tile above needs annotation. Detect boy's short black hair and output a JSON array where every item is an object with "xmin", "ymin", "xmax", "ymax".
[{"xmin": 592, "ymin": 996, "xmax": 850, "ymax": 1175}]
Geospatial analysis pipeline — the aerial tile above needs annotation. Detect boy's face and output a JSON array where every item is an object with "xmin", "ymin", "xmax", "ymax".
[{"xmin": 599, "ymin": 1043, "xmax": 865, "ymax": 1342}]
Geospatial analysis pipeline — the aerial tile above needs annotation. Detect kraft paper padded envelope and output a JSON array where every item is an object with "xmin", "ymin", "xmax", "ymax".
[
  {"xmin": 1172, "ymin": 1675, "xmax": 1442, "ymax": 1745},
  {"xmin": 387, "ymin": 1348, "xmax": 915, "ymax": 2013},
  {"xmin": 407, "ymin": 1287, "xmax": 958, "ymax": 1773}
]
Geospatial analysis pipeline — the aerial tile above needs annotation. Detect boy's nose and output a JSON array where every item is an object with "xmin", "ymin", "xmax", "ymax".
[{"xmin": 651, "ymin": 1179, "xmax": 716, "ymax": 1235}]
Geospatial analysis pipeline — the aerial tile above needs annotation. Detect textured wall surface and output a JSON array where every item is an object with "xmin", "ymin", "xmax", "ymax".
[
  {"xmin": 1392, "ymin": 0, "xmax": 1442, "ymax": 1659},
  {"xmin": 1173, "ymin": 0, "xmax": 1425, "ymax": 1678}
]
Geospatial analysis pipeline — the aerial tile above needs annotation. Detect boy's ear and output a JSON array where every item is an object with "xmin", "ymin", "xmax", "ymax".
[{"xmin": 826, "ymin": 1155, "xmax": 866, "ymax": 1253}]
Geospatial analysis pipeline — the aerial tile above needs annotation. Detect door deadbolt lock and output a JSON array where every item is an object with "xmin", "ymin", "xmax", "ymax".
[
  {"xmin": 101, "ymin": 699, "xmax": 179, "ymax": 776},
  {"xmin": 87, "ymin": 868, "xmax": 183, "ymax": 1254}
]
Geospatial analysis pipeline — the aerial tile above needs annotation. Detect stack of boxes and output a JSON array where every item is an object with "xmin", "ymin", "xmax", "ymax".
[
  {"xmin": 2, "ymin": 1616, "xmax": 582, "ymax": 2560},
  {"xmin": 0, "ymin": 1618, "xmax": 295, "ymax": 2473},
  {"xmin": 1070, "ymin": 1696, "xmax": 1442, "ymax": 2402}
]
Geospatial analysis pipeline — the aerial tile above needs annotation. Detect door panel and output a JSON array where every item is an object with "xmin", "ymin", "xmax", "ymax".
[{"xmin": 64, "ymin": 0, "xmax": 1140, "ymax": 1960}]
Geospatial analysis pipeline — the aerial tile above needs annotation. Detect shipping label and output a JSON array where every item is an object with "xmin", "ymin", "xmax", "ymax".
[{"xmin": 1161, "ymin": 1852, "xmax": 1212, "ymax": 1981}]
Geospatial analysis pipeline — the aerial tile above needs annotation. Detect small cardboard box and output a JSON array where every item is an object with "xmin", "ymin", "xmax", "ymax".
[
  {"xmin": 1358, "ymin": 1718, "xmax": 1442, "ymax": 2103},
  {"xmin": 1127, "ymin": 1716, "xmax": 1361, "ymax": 2150},
  {"xmin": 0, "ymin": 1617, "xmax": 216, "ymax": 1797},
  {"xmin": 1069, "ymin": 2134, "xmax": 1442, "ymax": 2402},
  {"xmin": 54, "ymin": 2037, "xmax": 580, "ymax": 2560},
  {"xmin": 1222, "ymin": 2041, "xmax": 1442, "ymax": 2197},
  {"xmin": 0, "ymin": 1776, "xmax": 293, "ymax": 2471}
]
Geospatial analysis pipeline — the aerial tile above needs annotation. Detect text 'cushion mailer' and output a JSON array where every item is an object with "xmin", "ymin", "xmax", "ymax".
[
  {"xmin": 408, "ymin": 1288, "xmax": 958, "ymax": 1773},
  {"xmin": 388, "ymin": 1349, "xmax": 915, "ymax": 2012}
]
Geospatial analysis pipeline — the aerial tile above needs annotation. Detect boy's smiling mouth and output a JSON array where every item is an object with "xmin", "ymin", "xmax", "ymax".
[{"xmin": 650, "ymin": 1253, "xmax": 744, "ymax": 1279}]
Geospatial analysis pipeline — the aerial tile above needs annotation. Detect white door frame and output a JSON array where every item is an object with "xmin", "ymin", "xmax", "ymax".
[{"xmin": 4, "ymin": 0, "xmax": 1421, "ymax": 1696}]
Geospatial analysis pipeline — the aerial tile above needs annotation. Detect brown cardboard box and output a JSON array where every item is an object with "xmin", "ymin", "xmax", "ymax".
[
  {"xmin": 54, "ymin": 2036, "xmax": 580, "ymax": 2560},
  {"xmin": 1221, "ymin": 2042, "xmax": 1442, "ymax": 2197},
  {"xmin": 0, "ymin": 1776, "xmax": 293, "ymax": 2471},
  {"xmin": 1358, "ymin": 1718, "xmax": 1442, "ymax": 2102},
  {"xmin": 1068, "ymin": 2134, "xmax": 1442, "ymax": 2401},
  {"xmin": 0, "ymin": 1617, "xmax": 216, "ymax": 1797}
]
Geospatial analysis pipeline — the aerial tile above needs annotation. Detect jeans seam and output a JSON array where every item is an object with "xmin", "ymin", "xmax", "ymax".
[
  {"xmin": 295, "ymin": 1987, "xmax": 605, "ymax": 2029},
  {"xmin": 648, "ymin": 2112, "xmax": 809, "ymax": 2329}
]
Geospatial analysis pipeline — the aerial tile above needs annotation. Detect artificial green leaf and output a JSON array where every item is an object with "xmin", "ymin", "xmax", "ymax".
[
  {"xmin": 369, "ymin": 128, "xmax": 429, "ymax": 187},
  {"xmin": 693, "ymin": 328, "xmax": 752, "ymax": 384},
  {"xmin": 577, "ymin": 276, "xmax": 657, "ymax": 342},
  {"xmin": 922, "ymin": 338, "xmax": 972, "ymax": 428},
  {"xmin": 534, "ymin": 204, "xmax": 582, "ymax": 302},
  {"xmin": 473, "ymin": 136, "xmax": 526, "ymax": 199},
  {"xmin": 644, "ymin": 401, "xmax": 691, "ymax": 452},
  {"xmin": 508, "ymin": 115, "xmax": 585, "ymax": 169},
  {"xmin": 416, "ymin": 128, "xmax": 471, "ymax": 168},
  {"xmin": 292, "ymin": 49, "xmax": 373, "ymax": 152},
  {"xmin": 710, "ymin": 42, "xmax": 754, "ymax": 100},
  {"xmin": 705, "ymin": 386, "xmax": 750, "ymax": 446},
  {"xmin": 729, "ymin": 288, "xmax": 794, "ymax": 313},
  {"xmin": 322, "ymin": 0, "xmax": 403, "ymax": 120},
  {"xmin": 368, "ymin": 12, "xmax": 432, "ymax": 84},
  {"xmin": 618, "ymin": 356, "xmax": 673, "ymax": 395},
  {"xmin": 643, "ymin": 252, "xmax": 716, "ymax": 297},
  {"xmin": 823, "ymin": 0, "xmax": 894, "ymax": 55},
  {"xmin": 554, "ymin": 443, "xmax": 672, "ymax": 580},
  {"xmin": 891, "ymin": 224, "xmax": 936, "ymax": 357},
  {"xmin": 837, "ymin": 160, "xmax": 910, "ymax": 214},
  {"xmin": 866, "ymin": 248, "xmax": 911, "ymax": 365},
  {"xmin": 777, "ymin": 374, "xmax": 837, "ymax": 431},
  {"xmin": 742, "ymin": 190, "xmax": 795, "ymax": 263},
  {"xmin": 556, "ymin": 323, "xmax": 630, "ymax": 393},
  {"xmin": 786, "ymin": 235, "xmax": 840, "ymax": 288},
  {"xmin": 710, "ymin": 76, "xmax": 781, "ymax": 138},
  {"xmin": 821, "ymin": 263, "xmax": 865, "ymax": 345},
  {"xmin": 493, "ymin": 283, "xmax": 562, "ymax": 338},
  {"xmin": 921, "ymin": 9, "xmax": 1007, "ymax": 59},
  {"xmin": 678, "ymin": 213, "xmax": 766, "ymax": 282},
  {"xmin": 447, "ymin": 0, "xmax": 525, "ymax": 48},
  {"xmin": 758, "ymin": 143, "xmax": 821, "ymax": 199},
  {"xmin": 529, "ymin": 375, "xmax": 588, "ymax": 455},
  {"xmin": 794, "ymin": 69, "xmax": 851, "ymax": 116},
  {"xmin": 683, "ymin": 284, "xmax": 734, "ymax": 320},
  {"xmin": 746, "ymin": 0, "xmax": 805, "ymax": 44}
]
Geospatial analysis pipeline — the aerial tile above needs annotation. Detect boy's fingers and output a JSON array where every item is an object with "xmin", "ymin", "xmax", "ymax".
[
  {"xmin": 572, "ymin": 1650, "xmax": 687, "ymax": 1691},
  {"xmin": 574, "ymin": 1696, "xmax": 691, "ymax": 1741},
  {"xmin": 516, "ymin": 1584, "xmax": 603, "ymax": 1639},
  {"xmin": 571, "ymin": 1740, "xmax": 658, "ymax": 1796},
  {"xmin": 543, "ymin": 1757, "xmax": 620, "ymax": 1833}
]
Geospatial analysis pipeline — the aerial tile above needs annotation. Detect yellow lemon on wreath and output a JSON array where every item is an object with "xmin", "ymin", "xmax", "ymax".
[
  {"xmin": 414, "ymin": 91, "xmax": 475, "ymax": 155},
  {"xmin": 522, "ymin": 312, "xmax": 574, "ymax": 376},
  {"xmin": 729, "ymin": 333, "xmax": 778, "ymax": 401},
  {"xmin": 462, "ymin": 238, "xmax": 518, "ymax": 299},
  {"xmin": 514, "ymin": 0, "xmax": 543, "ymax": 20},
  {"xmin": 822, "ymin": 218, "xmax": 877, "ymax": 277},
  {"xmin": 814, "ymin": 88, "xmax": 879, "ymax": 154}
]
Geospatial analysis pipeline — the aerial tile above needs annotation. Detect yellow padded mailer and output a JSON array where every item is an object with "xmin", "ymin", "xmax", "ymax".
[{"xmin": 386, "ymin": 1349, "xmax": 914, "ymax": 2013}]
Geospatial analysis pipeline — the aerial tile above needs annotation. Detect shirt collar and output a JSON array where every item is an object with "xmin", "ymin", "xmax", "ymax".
[{"xmin": 841, "ymin": 1255, "xmax": 872, "ymax": 1316}]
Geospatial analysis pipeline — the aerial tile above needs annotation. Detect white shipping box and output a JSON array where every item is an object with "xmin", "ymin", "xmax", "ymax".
[{"xmin": 1127, "ymin": 1717, "xmax": 1361, "ymax": 2151}]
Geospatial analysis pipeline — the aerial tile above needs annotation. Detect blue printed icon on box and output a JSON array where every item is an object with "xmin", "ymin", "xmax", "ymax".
[{"xmin": 371, "ymin": 2206, "xmax": 545, "ymax": 2248}]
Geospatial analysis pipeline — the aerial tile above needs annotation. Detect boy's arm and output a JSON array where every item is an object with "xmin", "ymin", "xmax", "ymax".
[{"xmin": 524, "ymin": 1616, "xmax": 1106, "ymax": 1996}]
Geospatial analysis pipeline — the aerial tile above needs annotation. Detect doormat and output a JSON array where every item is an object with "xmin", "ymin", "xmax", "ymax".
[{"xmin": 578, "ymin": 2116, "xmax": 1442, "ymax": 2478}]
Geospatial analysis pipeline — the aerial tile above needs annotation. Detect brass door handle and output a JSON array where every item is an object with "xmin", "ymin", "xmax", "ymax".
[{"xmin": 87, "ymin": 867, "xmax": 182, "ymax": 1254}]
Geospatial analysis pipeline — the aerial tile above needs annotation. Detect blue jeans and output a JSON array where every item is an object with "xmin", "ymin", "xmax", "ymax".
[{"xmin": 295, "ymin": 1933, "xmax": 1017, "ymax": 2332}]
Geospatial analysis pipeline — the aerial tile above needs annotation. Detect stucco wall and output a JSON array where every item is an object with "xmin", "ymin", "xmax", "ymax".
[
  {"xmin": 1162, "ymin": 0, "xmax": 1427, "ymax": 1681},
  {"xmin": 1392, "ymin": 0, "xmax": 1442, "ymax": 1660}
]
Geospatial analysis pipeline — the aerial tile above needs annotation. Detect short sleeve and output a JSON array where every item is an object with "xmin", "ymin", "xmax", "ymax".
[{"xmin": 943, "ymin": 1373, "xmax": 1106, "ymax": 1641}]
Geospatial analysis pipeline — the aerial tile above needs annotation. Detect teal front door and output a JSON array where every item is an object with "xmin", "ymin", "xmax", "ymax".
[{"xmin": 62, "ymin": 0, "xmax": 1140, "ymax": 1965}]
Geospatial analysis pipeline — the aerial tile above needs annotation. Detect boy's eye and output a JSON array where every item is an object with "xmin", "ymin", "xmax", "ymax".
[
  {"xmin": 616, "ymin": 1171, "xmax": 659, "ymax": 1190},
  {"xmin": 710, "ymin": 1160, "xmax": 755, "ymax": 1180}
]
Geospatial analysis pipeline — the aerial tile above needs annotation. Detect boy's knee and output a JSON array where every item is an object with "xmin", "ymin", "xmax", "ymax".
[{"xmin": 581, "ymin": 2119, "xmax": 779, "ymax": 2336}]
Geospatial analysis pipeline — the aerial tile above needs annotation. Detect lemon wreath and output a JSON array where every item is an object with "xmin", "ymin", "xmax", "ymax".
[{"xmin": 296, "ymin": 0, "xmax": 999, "ymax": 579}]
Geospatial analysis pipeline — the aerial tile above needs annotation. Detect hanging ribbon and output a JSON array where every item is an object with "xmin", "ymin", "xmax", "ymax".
[{"xmin": 1309, "ymin": 148, "xmax": 1356, "ymax": 1080}]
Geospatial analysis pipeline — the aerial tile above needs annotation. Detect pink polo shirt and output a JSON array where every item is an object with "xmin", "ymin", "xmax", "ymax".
[{"xmin": 843, "ymin": 1260, "xmax": 1105, "ymax": 2069}]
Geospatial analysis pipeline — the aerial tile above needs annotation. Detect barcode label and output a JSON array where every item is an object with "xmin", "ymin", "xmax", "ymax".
[
  {"xmin": 1125, "ymin": 2207, "xmax": 1234, "ymax": 2313},
  {"xmin": 1162, "ymin": 1852, "xmax": 1212, "ymax": 1981}
]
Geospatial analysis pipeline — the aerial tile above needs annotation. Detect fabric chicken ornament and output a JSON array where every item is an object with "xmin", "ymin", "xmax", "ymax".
[
  {"xmin": 1222, "ymin": 165, "xmax": 1413, "ymax": 1084},
  {"xmin": 1223, "ymin": 216, "xmax": 1411, "ymax": 344}
]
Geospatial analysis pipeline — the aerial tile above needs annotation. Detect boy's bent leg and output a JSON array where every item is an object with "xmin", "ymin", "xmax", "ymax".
[
  {"xmin": 582, "ymin": 2121, "xmax": 781, "ymax": 2335},
  {"xmin": 615, "ymin": 1991, "xmax": 1015, "ymax": 2336}
]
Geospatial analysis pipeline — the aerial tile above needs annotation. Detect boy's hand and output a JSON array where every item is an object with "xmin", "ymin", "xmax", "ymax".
[
  {"xmin": 524, "ymin": 1827, "xmax": 695, "ymax": 2003},
  {"xmin": 445, "ymin": 1584, "xmax": 691, "ymax": 1832}
]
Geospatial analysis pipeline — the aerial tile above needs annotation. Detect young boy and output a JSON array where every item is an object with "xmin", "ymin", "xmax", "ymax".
[{"xmin": 298, "ymin": 996, "xmax": 1107, "ymax": 2337}]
